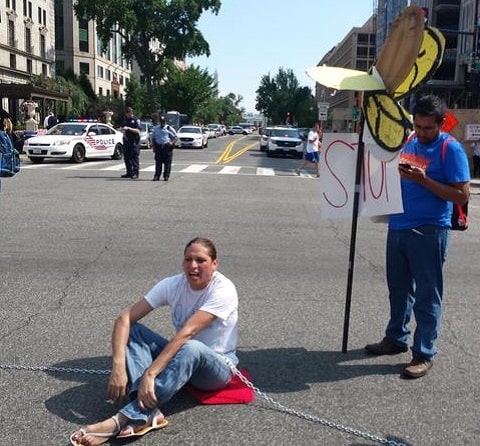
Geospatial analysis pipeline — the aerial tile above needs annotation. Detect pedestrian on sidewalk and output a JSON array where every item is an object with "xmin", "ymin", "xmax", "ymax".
[{"xmin": 472, "ymin": 140, "xmax": 480, "ymax": 178}]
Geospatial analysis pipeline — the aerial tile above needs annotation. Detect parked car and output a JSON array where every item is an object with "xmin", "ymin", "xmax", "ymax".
[
  {"xmin": 23, "ymin": 120, "xmax": 123, "ymax": 163},
  {"xmin": 228, "ymin": 125, "xmax": 249, "ymax": 135},
  {"xmin": 202, "ymin": 127, "xmax": 216, "ymax": 139},
  {"xmin": 139, "ymin": 121, "xmax": 154, "ymax": 149},
  {"xmin": 265, "ymin": 127, "xmax": 303, "ymax": 158},
  {"xmin": 260, "ymin": 127, "xmax": 274, "ymax": 151},
  {"xmin": 176, "ymin": 125, "xmax": 208, "ymax": 149}
]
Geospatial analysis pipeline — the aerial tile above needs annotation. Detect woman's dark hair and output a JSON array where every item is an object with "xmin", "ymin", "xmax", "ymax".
[
  {"xmin": 413, "ymin": 94, "xmax": 446, "ymax": 124},
  {"xmin": 184, "ymin": 237, "xmax": 217, "ymax": 260}
]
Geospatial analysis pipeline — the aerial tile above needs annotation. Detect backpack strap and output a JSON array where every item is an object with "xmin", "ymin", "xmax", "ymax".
[{"xmin": 440, "ymin": 135, "xmax": 467, "ymax": 225}]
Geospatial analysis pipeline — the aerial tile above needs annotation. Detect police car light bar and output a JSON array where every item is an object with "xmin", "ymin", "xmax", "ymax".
[{"xmin": 68, "ymin": 118, "xmax": 99, "ymax": 122}]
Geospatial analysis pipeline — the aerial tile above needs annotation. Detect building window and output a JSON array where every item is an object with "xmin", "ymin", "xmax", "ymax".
[
  {"xmin": 28, "ymin": 1, "xmax": 32, "ymax": 18},
  {"xmin": 23, "ymin": 0, "xmax": 27, "ymax": 16},
  {"xmin": 106, "ymin": 69, "xmax": 111, "ymax": 81},
  {"xmin": 25, "ymin": 26, "xmax": 32, "ymax": 52},
  {"xmin": 37, "ymin": 6, "xmax": 41, "ymax": 23},
  {"xmin": 97, "ymin": 65, "xmax": 104, "ymax": 78},
  {"xmin": 54, "ymin": 1, "xmax": 64, "ymax": 50},
  {"xmin": 55, "ymin": 59, "xmax": 64, "ymax": 75},
  {"xmin": 42, "ymin": 63, "xmax": 47, "ymax": 76},
  {"xmin": 8, "ymin": 20, "xmax": 15, "ymax": 47},
  {"xmin": 79, "ymin": 62, "xmax": 90, "ymax": 75},
  {"xmin": 119, "ymin": 75, "xmax": 124, "ymax": 85},
  {"xmin": 42, "ymin": 9, "xmax": 46, "ymax": 26},
  {"xmin": 78, "ymin": 17, "xmax": 89, "ymax": 52},
  {"xmin": 98, "ymin": 87, "xmax": 103, "ymax": 96},
  {"xmin": 10, "ymin": 53, "xmax": 16, "ymax": 69},
  {"xmin": 26, "ymin": 58, "xmax": 32, "ymax": 73},
  {"xmin": 40, "ymin": 34, "xmax": 46, "ymax": 58}
]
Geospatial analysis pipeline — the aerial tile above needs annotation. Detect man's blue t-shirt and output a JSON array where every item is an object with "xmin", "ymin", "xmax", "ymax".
[{"xmin": 389, "ymin": 132, "xmax": 470, "ymax": 230}]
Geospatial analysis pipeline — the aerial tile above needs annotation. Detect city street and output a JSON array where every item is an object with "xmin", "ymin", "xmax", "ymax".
[{"xmin": 1, "ymin": 136, "xmax": 479, "ymax": 446}]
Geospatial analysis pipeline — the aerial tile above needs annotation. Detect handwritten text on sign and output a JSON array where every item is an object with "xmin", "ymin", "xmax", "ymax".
[{"xmin": 319, "ymin": 133, "xmax": 404, "ymax": 219}]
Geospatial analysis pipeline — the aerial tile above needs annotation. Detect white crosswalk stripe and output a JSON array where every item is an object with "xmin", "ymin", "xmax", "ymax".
[
  {"xmin": 180, "ymin": 164, "xmax": 209, "ymax": 173},
  {"xmin": 256, "ymin": 167, "xmax": 275, "ymax": 176},
  {"xmin": 218, "ymin": 165, "xmax": 241, "ymax": 174},
  {"xmin": 20, "ymin": 161, "xmax": 317, "ymax": 178}
]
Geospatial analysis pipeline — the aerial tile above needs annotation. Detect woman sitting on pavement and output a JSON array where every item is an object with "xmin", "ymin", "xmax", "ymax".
[{"xmin": 70, "ymin": 237, "xmax": 239, "ymax": 445}]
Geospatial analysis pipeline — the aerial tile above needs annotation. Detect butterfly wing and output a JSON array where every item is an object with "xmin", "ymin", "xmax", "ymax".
[
  {"xmin": 305, "ymin": 66, "xmax": 384, "ymax": 91},
  {"xmin": 394, "ymin": 26, "xmax": 446, "ymax": 99},
  {"xmin": 362, "ymin": 91, "xmax": 413, "ymax": 153},
  {"xmin": 375, "ymin": 5, "xmax": 425, "ymax": 94}
]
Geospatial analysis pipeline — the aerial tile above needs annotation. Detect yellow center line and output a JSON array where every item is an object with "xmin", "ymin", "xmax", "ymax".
[{"xmin": 216, "ymin": 136, "xmax": 257, "ymax": 164}]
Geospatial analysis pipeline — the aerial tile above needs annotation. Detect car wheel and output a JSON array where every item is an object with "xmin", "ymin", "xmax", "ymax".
[
  {"xmin": 112, "ymin": 143, "xmax": 123, "ymax": 160},
  {"xmin": 29, "ymin": 157, "xmax": 44, "ymax": 164},
  {"xmin": 204, "ymin": 139, "xmax": 208, "ymax": 148},
  {"xmin": 71, "ymin": 144, "xmax": 85, "ymax": 163}
]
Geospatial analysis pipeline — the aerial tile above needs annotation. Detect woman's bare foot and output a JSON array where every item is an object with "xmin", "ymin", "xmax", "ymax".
[
  {"xmin": 70, "ymin": 414, "xmax": 125, "ymax": 446},
  {"xmin": 117, "ymin": 409, "xmax": 167, "ymax": 438}
]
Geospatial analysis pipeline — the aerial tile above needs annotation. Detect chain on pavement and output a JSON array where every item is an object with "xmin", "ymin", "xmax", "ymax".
[{"xmin": 0, "ymin": 361, "xmax": 407, "ymax": 446}]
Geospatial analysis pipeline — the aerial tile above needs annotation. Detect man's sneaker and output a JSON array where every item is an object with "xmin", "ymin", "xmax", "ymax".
[
  {"xmin": 365, "ymin": 337, "xmax": 408, "ymax": 355},
  {"xmin": 121, "ymin": 173, "xmax": 132, "ymax": 178},
  {"xmin": 403, "ymin": 357, "xmax": 433, "ymax": 379},
  {"xmin": 295, "ymin": 169, "xmax": 300, "ymax": 176}
]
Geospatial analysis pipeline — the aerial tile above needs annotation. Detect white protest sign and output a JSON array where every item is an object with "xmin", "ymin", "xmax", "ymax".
[{"xmin": 319, "ymin": 133, "xmax": 404, "ymax": 219}]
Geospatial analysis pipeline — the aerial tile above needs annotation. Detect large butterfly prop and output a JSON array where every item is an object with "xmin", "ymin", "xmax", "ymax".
[{"xmin": 306, "ymin": 5, "xmax": 445, "ymax": 155}]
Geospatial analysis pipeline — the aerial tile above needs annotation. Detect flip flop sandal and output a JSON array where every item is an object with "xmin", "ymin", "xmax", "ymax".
[
  {"xmin": 116, "ymin": 409, "xmax": 168, "ymax": 439},
  {"xmin": 70, "ymin": 414, "xmax": 120, "ymax": 445}
]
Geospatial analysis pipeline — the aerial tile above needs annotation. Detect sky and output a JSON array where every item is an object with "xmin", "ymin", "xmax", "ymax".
[{"xmin": 189, "ymin": 0, "xmax": 376, "ymax": 113}]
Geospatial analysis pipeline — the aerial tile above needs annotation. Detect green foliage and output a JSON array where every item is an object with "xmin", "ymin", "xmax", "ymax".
[
  {"xmin": 255, "ymin": 68, "xmax": 318, "ymax": 127},
  {"xmin": 124, "ymin": 74, "xmax": 149, "ymax": 118},
  {"xmin": 74, "ymin": 0, "xmax": 222, "ymax": 111},
  {"xmin": 160, "ymin": 65, "xmax": 215, "ymax": 120}
]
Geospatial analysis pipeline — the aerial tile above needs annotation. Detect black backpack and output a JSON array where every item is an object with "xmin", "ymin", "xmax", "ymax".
[{"xmin": 0, "ymin": 130, "xmax": 20, "ymax": 177}]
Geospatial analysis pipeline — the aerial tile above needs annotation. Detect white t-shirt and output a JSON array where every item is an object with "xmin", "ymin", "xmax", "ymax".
[
  {"xmin": 306, "ymin": 130, "xmax": 319, "ymax": 153},
  {"xmin": 145, "ymin": 271, "xmax": 238, "ymax": 356}
]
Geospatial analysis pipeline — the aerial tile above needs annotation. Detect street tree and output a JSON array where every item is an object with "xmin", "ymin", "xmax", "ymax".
[
  {"xmin": 74, "ymin": 0, "xmax": 221, "ymax": 112},
  {"xmin": 160, "ymin": 65, "xmax": 217, "ymax": 122},
  {"xmin": 255, "ymin": 68, "xmax": 317, "ymax": 127}
]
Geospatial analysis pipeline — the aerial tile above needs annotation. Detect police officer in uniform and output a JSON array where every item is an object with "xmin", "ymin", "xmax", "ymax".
[
  {"xmin": 151, "ymin": 116, "xmax": 177, "ymax": 181},
  {"xmin": 119, "ymin": 107, "xmax": 141, "ymax": 179}
]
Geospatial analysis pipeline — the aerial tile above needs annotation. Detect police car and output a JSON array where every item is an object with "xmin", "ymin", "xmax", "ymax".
[{"xmin": 23, "ymin": 120, "xmax": 124, "ymax": 163}]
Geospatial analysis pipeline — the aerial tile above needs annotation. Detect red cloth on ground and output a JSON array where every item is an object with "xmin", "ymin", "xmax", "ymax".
[{"xmin": 185, "ymin": 370, "xmax": 254, "ymax": 404}]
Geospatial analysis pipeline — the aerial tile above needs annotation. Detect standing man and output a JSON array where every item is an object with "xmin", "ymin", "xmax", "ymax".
[
  {"xmin": 119, "ymin": 107, "xmax": 141, "ymax": 179},
  {"xmin": 365, "ymin": 94, "xmax": 470, "ymax": 379},
  {"xmin": 44, "ymin": 111, "xmax": 58, "ymax": 129},
  {"xmin": 471, "ymin": 139, "xmax": 480, "ymax": 178},
  {"xmin": 151, "ymin": 116, "xmax": 177, "ymax": 181},
  {"xmin": 295, "ymin": 121, "xmax": 321, "ymax": 177}
]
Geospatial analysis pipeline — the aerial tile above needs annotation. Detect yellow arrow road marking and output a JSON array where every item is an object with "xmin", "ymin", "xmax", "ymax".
[{"xmin": 216, "ymin": 136, "xmax": 257, "ymax": 164}]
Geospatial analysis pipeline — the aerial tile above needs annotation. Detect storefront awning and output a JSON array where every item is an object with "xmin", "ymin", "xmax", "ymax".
[{"xmin": 0, "ymin": 83, "xmax": 70, "ymax": 102}]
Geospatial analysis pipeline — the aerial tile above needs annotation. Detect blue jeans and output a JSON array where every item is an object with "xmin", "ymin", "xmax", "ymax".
[
  {"xmin": 119, "ymin": 323, "xmax": 235, "ymax": 424},
  {"xmin": 385, "ymin": 226, "xmax": 450, "ymax": 360}
]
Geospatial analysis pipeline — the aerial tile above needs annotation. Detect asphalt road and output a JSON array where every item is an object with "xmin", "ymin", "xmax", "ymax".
[{"xmin": 1, "ymin": 137, "xmax": 479, "ymax": 445}]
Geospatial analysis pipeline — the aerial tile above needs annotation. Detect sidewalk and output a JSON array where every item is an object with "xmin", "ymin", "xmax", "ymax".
[{"xmin": 471, "ymin": 178, "xmax": 480, "ymax": 194}]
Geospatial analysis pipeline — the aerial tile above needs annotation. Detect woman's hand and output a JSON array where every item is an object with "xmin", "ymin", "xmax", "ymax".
[
  {"xmin": 137, "ymin": 372, "xmax": 159, "ymax": 410},
  {"xmin": 107, "ymin": 367, "xmax": 129, "ymax": 403}
]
